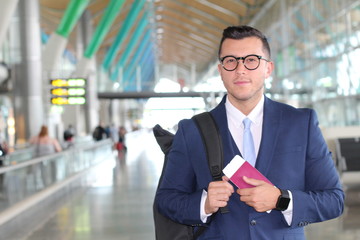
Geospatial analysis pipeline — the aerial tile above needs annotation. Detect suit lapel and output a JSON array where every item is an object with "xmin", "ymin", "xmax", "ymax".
[{"xmin": 256, "ymin": 97, "xmax": 282, "ymax": 174}]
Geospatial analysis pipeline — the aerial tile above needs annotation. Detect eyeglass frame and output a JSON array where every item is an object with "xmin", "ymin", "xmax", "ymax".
[{"xmin": 219, "ymin": 54, "xmax": 270, "ymax": 71}]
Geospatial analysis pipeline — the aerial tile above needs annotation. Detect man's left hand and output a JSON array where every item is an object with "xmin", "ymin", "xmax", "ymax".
[{"xmin": 236, "ymin": 176, "xmax": 280, "ymax": 212}]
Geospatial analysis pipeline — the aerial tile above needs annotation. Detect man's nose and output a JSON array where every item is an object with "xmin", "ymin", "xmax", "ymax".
[{"xmin": 235, "ymin": 60, "xmax": 247, "ymax": 72}]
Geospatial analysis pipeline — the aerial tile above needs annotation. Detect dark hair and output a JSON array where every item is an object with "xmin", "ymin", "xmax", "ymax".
[{"xmin": 218, "ymin": 25, "xmax": 271, "ymax": 59}]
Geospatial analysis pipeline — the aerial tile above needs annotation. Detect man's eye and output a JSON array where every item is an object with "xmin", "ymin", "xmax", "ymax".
[
  {"xmin": 226, "ymin": 58, "xmax": 236, "ymax": 63},
  {"xmin": 246, "ymin": 57, "xmax": 257, "ymax": 63}
]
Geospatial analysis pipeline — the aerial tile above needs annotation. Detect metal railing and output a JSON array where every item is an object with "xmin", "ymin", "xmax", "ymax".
[{"xmin": 0, "ymin": 139, "xmax": 113, "ymax": 215}]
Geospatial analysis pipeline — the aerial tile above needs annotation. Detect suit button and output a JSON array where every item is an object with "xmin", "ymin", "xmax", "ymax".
[{"xmin": 250, "ymin": 220, "xmax": 257, "ymax": 226}]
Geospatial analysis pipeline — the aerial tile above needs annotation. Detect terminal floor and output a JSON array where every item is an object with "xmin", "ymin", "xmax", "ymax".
[{"xmin": 21, "ymin": 129, "xmax": 360, "ymax": 240}]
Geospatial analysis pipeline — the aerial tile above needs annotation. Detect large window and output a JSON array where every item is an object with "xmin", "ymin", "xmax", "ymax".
[{"xmin": 256, "ymin": 0, "xmax": 360, "ymax": 127}]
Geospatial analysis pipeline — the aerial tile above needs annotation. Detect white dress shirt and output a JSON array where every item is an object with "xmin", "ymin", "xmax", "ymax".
[
  {"xmin": 200, "ymin": 95, "xmax": 293, "ymax": 225},
  {"xmin": 226, "ymin": 95, "xmax": 264, "ymax": 159}
]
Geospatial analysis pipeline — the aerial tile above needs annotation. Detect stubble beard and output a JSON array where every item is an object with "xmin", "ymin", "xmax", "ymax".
[
  {"xmin": 230, "ymin": 77, "xmax": 264, "ymax": 99},
  {"xmin": 228, "ymin": 84, "xmax": 264, "ymax": 110}
]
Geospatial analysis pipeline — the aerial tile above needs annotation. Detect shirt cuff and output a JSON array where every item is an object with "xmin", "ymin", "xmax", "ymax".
[
  {"xmin": 282, "ymin": 190, "xmax": 293, "ymax": 226},
  {"xmin": 200, "ymin": 190, "xmax": 212, "ymax": 223}
]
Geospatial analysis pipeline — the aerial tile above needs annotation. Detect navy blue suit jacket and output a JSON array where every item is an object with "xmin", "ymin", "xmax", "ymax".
[{"xmin": 156, "ymin": 95, "xmax": 344, "ymax": 240}]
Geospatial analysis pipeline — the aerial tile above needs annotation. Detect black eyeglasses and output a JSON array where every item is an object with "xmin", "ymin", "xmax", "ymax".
[{"xmin": 220, "ymin": 54, "xmax": 270, "ymax": 71}]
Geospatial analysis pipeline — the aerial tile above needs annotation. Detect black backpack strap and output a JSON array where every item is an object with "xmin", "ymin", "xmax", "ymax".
[{"xmin": 192, "ymin": 112, "xmax": 229, "ymax": 214}]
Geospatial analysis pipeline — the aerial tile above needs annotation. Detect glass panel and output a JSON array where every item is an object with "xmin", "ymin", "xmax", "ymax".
[
  {"xmin": 255, "ymin": 0, "xmax": 360, "ymax": 127},
  {"xmin": 0, "ymin": 140, "xmax": 113, "ymax": 212}
]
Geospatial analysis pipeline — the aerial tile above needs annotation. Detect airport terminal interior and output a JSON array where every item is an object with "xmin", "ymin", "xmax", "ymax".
[{"xmin": 0, "ymin": 0, "xmax": 360, "ymax": 239}]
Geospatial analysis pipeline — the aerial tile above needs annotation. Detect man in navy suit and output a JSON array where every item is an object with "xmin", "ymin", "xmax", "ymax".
[{"xmin": 156, "ymin": 26, "xmax": 344, "ymax": 239}]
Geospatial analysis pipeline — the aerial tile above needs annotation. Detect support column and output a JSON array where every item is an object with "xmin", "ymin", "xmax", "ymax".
[
  {"xmin": 14, "ymin": 0, "xmax": 43, "ymax": 141},
  {"xmin": 78, "ymin": 11, "xmax": 97, "ymax": 133}
]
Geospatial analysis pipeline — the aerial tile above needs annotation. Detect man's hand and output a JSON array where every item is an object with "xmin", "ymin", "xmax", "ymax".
[
  {"xmin": 205, "ymin": 176, "xmax": 234, "ymax": 214},
  {"xmin": 237, "ymin": 176, "xmax": 280, "ymax": 212}
]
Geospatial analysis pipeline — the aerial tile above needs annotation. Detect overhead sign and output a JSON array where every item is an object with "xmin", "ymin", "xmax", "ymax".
[
  {"xmin": 51, "ymin": 78, "xmax": 86, "ymax": 87},
  {"xmin": 51, "ymin": 88, "xmax": 86, "ymax": 96},
  {"xmin": 50, "ymin": 78, "xmax": 86, "ymax": 105},
  {"xmin": 51, "ymin": 97, "xmax": 86, "ymax": 105}
]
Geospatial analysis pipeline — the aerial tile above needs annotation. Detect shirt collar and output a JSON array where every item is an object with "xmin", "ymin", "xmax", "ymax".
[{"xmin": 225, "ymin": 95, "xmax": 264, "ymax": 128}]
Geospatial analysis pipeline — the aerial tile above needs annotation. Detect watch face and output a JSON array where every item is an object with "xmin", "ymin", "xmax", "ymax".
[{"xmin": 278, "ymin": 196, "xmax": 290, "ymax": 210}]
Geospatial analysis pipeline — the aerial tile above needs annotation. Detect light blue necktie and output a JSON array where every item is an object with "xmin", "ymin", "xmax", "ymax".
[{"xmin": 243, "ymin": 118, "xmax": 256, "ymax": 166}]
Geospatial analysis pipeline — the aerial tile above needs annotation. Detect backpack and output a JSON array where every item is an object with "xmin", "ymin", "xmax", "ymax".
[{"xmin": 153, "ymin": 112, "xmax": 229, "ymax": 240}]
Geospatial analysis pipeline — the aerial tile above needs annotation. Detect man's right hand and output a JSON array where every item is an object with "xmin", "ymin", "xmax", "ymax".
[{"xmin": 205, "ymin": 176, "xmax": 234, "ymax": 214}]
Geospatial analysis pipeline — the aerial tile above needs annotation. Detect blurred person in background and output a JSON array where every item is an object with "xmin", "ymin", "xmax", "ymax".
[
  {"xmin": 63, "ymin": 124, "xmax": 75, "ymax": 141},
  {"xmin": 63, "ymin": 124, "xmax": 75, "ymax": 149},
  {"xmin": 29, "ymin": 125, "xmax": 62, "ymax": 157},
  {"xmin": 109, "ymin": 123, "xmax": 119, "ymax": 145},
  {"xmin": 117, "ymin": 126, "xmax": 127, "ymax": 152},
  {"xmin": 92, "ymin": 122, "xmax": 107, "ymax": 141},
  {"xmin": 0, "ymin": 130, "xmax": 8, "ymax": 167}
]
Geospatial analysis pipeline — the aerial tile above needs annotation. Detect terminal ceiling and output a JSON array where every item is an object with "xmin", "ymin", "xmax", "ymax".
[{"xmin": 39, "ymin": 0, "xmax": 269, "ymax": 92}]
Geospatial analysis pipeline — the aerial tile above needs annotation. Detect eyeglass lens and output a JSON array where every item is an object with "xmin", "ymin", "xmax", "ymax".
[{"xmin": 222, "ymin": 55, "xmax": 260, "ymax": 71}]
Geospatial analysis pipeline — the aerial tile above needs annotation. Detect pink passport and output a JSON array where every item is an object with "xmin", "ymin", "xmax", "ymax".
[{"xmin": 223, "ymin": 155, "xmax": 273, "ymax": 189}]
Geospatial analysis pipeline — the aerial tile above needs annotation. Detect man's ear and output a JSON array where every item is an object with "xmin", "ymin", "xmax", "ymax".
[
  {"xmin": 217, "ymin": 63, "xmax": 222, "ymax": 74},
  {"xmin": 218, "ymin": 63, "xmax": 225, "ymax": 82},
  {"xmin": 265, "ymin": 61, "xmax": 274, "ymax": 78}
]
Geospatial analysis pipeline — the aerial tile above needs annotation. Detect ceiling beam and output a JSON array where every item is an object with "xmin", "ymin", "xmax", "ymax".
[
  {"xmin": 206, "ymin": 0, "xmax": 247, "ymax": 17},
  {"xmin": 177, "ymin": 0, "xmax": 239, "ymax": 25},
  {"xmin": 157, "ymin": 18, "xmax": 217, "ymax": 49},
  {"xmin": 157, "ymin": 8, "xmax": 220, "ymax": 39},
  {"xmin": 98, "ymin": 91, "xmax": 223, "ymax": 99},
  {"xmin": 157, "ymin": 1, "xmax": 229, "ymax": 30}
]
